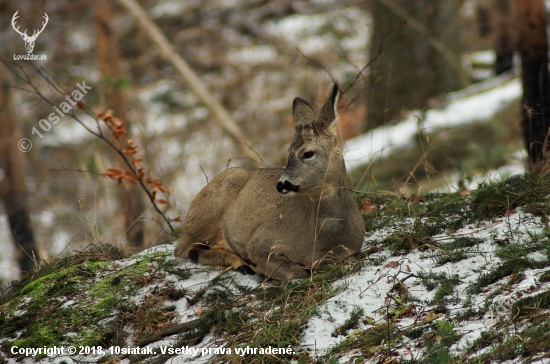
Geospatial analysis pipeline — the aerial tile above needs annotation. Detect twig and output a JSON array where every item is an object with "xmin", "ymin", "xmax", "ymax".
[
  {"xmin": 111, "ymin": 306, "xmax": 218, "ymax": 362},
  {"xmin": 135, "ymin": 317, "xmax": 203, "ymax": 347},
  {"xmin": 296, "ymin": 48, "xmax": 338, "ymax": 86},
  {"xmin": 199, "ymin": 165, "xmax": 209, "ymax": 184},
  {"xmin": 49, "ymin": 166, "xmax": 105, "ymax": 176},
  {"xmin": 187, "ymin": 266, "xmax": 233, "ymax": 306}
]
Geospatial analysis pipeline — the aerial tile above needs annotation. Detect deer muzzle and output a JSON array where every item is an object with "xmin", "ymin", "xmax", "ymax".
[{"xmin": 276, "ymin": 179, "xmax": 299, "ymax": 195}]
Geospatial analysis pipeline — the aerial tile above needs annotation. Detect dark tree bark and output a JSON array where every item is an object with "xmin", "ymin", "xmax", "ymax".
[
  {"xmin": 514, "ymin": 0, "xmax": 550, "ymax": 174},
  {"xmin": 367, "ymin": 0, "xmax": 466, "ymax": 129},
  {"xmin": 0, "ymin": 69, "xmax": 38, "ymax": 274},
  {"xmin": 93, "ymin": 0, "xmax": 145, "ymax": 247},
  {"xmin": 493, "ymin": 0, "xmax": 515, "ymax": 75}
]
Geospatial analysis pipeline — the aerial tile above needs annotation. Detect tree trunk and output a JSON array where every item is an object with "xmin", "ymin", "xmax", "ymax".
[
  {"xmin": 0, "ymin": 69, "xmax": 38, "ymax": 274},
  {"xmin": 514, "ymin": 0, "xmax": 550, "ymax": 174},
  {"xmin": 93, "ymin": 0, "xmax": 145, "ymax": 247},
  {"xmin": 493, "ymin": 0, "xmax": 515, "ymax": 75},
  {"xmin": 368, "ymin": 0, "xmax": 465, "ymax": 129}
]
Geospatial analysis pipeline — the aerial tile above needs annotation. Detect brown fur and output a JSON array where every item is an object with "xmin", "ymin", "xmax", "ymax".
[{"xmin": 174, "ymin": 85, "xmax": 365, "ymax": 280}]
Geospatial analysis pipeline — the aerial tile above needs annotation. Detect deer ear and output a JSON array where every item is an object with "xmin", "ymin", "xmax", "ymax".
[
  {"xmin": 293, "ymin": 97, "xmax": 316, "ymax": 126},
  {"xmin": 316, "ymin": 84, "xmax": 340, "ymax": 135}
]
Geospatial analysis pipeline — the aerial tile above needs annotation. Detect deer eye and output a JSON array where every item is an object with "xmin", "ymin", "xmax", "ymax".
[{"xmin": 303, "ymin": 151, "xmax": 315, "ymax": 159}]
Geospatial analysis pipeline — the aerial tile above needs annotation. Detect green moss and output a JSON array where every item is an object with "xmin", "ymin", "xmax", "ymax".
[
  {"xmin": 0, "ymin": 244, "xmax": 185, "ymax": 361},
  {"xmin": 13, "ymin": 326, "xmax": 59, "ymax": 348},
  {"xmin": 90, "ymin": 258, "xmax": 150, "ymax": 297},
  {"xmin": 20, "ymin": 265, "xmax": 80, "ymax": 296},
  {"xmin": 90, "ymin": 296, "xmax": 121, "ymax": 319},
  {"xmin": 83, "ymin": 260, "xmax": 111, "ymax": 272},
  {"xmin": 19, "ymin": 280, "xmax": 48, "ymax": 297},
  {"xmin": 73, "ymin": 328, "xmax": 103, "ymax": 347}
]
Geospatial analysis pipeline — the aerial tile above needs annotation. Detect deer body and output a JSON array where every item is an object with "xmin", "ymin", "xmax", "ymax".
[{"xmin": 174, "ymin": 85, "xmax": 365, "ymax": 280}]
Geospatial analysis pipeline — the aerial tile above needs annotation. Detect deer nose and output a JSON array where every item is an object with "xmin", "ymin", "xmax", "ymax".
[{"xmin": 276, "ymin": 180, "xmax": 299, "ymax": 194}]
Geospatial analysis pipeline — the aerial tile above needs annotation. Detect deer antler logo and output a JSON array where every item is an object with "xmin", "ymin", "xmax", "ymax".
[{"xmin": 11, "ymin": 11, "xmax": 49, "ymax": 54}]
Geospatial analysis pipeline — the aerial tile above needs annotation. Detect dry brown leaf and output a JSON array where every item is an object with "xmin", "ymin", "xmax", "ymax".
[{"xmin": 362, "ymin": 200, "xmax": 374, "ymax": 213}]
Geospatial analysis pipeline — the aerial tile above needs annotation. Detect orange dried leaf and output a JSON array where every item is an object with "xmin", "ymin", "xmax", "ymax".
[
  {"xmin": 384, "ymin": 261, "xmax": 399, "ymax": 269},
  {"xmin": 76, "ymin": 101, "xmax": 85, "ymax": 110},
  {"xmin": 123, "ymin": 171, "xmax": 137, "ymax": 184},
  {"xmin": 132, "ymin": 158, "xmax": 143, "ymax": 168},
  {"xmin": 362, "ymin": 200, "xmax": 374, "ymax": 213},
  {"xmin": 158, "ymin": 184, "xmax": 170, "ymax": 193},
  {"xmin": 111, "ymin": 117, "xmax": 124, "ymax": 127},
  {"xmin": 365, "ymin": 245, "xmax": 383, "ymax": 255},
  {"xmin": 98, "ymin": 110, "xmax": 114, "ymax": 122},
  {"xmin": 105, "ymin": 168, "xmax": 124, "ymax": 180},
  {"xmin": 113, "ymin": 127, "xmax": 126, "ymax": 138},
  {"xmin": 170, "ymin": 216, "xmax": 182, "ymax": 222},
  {"xmin": 123, "ymin": 148, "xmax": 139, "ymax": 156},
  {"xmin": 123, "ymin": 139, "xmax": 139, "ymax": 155},
  {"xmin": 105, "ymin": 168, "xmax": 138, "ymax": 185},
  {"xmin": 155, "ymin": 199, "xmax": 167, "ymax": 204}
]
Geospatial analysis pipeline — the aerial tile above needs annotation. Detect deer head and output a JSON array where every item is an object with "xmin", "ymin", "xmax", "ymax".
[
  {"xmin": 11, "ymin": 11, "xmax": 49, "ymax": 54},
  {"xmin": 277, "ymin": 84, "xmax": 344, "ymax": 199}
]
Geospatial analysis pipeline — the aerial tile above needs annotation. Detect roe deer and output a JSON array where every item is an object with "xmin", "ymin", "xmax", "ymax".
[{"xmin": 174, "ymin": 84, "xmax": 365, "ymax": 280}]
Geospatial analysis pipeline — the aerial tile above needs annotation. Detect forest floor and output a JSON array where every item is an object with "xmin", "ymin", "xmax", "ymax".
[{"xmin": 1, "ymin": 173, "xmax": 550, "ymax": 364}]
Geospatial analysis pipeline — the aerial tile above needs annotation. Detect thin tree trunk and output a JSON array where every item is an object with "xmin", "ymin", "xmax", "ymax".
[
  {"xmin": 514, "ymin": 0, "xmax": 550, "ymax": 174},
  {"xmin": 0, "ymin": 69, "xmax": 38, "ymax": 274},
  {"xmin": 93, "ymin": 0, "xmax": 145, "ymax": 247}
]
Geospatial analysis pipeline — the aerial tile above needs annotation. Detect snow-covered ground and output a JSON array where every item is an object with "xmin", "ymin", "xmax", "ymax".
[
  {"xmin": 343, "ymin": 72, "xmax": 522, "ymax": 172},
  {"xmin": 303, "ymin": 208, "xmax": 550, "ymax": 362},
  {"xmin": 3, "ymin": 201, "xmax": 549, "ymax": 363}
]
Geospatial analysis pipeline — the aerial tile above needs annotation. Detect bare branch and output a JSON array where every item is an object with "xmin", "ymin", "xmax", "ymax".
[
  {"xmin": 1, "ymin": 59, "xmax": 175, "ymax": 233},
  {"xmin": 117, "ymin": 0, "xmax": 263, "ymax": 166},
  {"xmin": 296, "ymin": 48, "xmax": 338, "ymax": 86}
]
